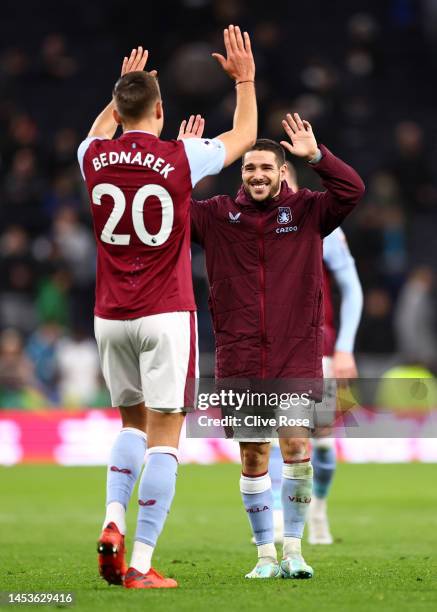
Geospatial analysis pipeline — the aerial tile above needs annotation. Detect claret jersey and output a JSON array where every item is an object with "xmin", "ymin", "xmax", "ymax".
[{"xmin": 78, "ymin": 131, "xmax": 225, "ymax": 320}]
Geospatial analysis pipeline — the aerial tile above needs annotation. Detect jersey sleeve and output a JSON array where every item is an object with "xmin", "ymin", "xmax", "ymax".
[
  {"xmin": 182, "ymin": 138, "xmax": 226, "ymax": 187},
  {"xmin": 77, "ymin": 136, "xmax": 105, "ymax": 180},
  {"xmin": 324, "ymin": 228, "xmax": 363, "ymax": 352},
  {"xmin": 323, "ymin": 227, "xmax": 354, "ymax": 272},
  {"xmin": 332, "ymin": 263, "xmax": 363, "ymax": 353}
]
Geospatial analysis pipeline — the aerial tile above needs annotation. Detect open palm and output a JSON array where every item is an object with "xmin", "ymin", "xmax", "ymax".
[
  {"xmin": 178, "ymin": 114, "xmax": 205, "ymax": 140},
  {"xmin": 281, "ymin": 113, "xmax": 318, "ymax": 161},
  {"xmin": 121, "ymin": 46, "xmax": 157, "ymax": 77},
  {"xmin": 212, "ymin": 25, "xmax": 255, "ymax": 82}
]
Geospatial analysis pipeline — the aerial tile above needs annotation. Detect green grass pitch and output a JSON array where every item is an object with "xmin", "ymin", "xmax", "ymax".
[{"xmin": 1, "ymin": 463, "xmax": 437, "ymax": 611}]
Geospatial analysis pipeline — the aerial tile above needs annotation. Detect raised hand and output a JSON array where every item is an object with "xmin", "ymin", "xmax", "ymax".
[
  {"xmin": 178, "ymin": 114, "xmax": 205, "ymax": 140},
  {"xmin": 212, "ymin": 25, "xmax": 255, "ymax": 83},
  {"xmin": 121, "ymin": 46, "xmax": 157, "ymax": 77},
  {"xmin": 280, "ymin": 113, "xmax": 319, "ymax": 161},
  {"xmin": 333, "ymin": 351, "xmax": 358, "ymax": 380}
]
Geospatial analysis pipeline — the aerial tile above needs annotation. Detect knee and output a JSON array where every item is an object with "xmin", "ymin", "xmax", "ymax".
[
  {"xmin": 281, "ymin": 438, "xmax": 309, "ymax": 463},
  {"xmin": 119, "ymin": 403, "xmax": 147, "ymax": 432},
  {"xmin": 240, "ymin": 443, "xmax": 270, "ymax": 475}
]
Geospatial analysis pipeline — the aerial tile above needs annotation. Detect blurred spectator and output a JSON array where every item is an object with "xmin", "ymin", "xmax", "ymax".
[
  {"xmin": 87, "ymin": 372, "xmax": 112, "ymax": 408},
  {"xmin": 166, "ymin": 42, "xmax": 228, "ymax": 98},
  {"xmin": 35, "ymin": 267, "xmax": 71, "ymax": 327},
  {"xmin": 348, "ymin": 201, "xmax": 384, "ymax": 289},
  {"xmin": 39, "ymin": 34, "xmax": 78, "ymax": 80},
  {"xmin": 26, "ymin": 321, "xmax": 63, "ymax": 401},
  {"xmin": 43, "ymin": 173, "xmax": 82, "ymax": 217},
  {"xmin": 2, "ymin": 114, "xmax": 39, "ymax": 168},
  {"xmin": 56, "ymin": 327, "xmax": 101, "ymax": 407},
  {"xmin": 0, "ymin": 226, "xmax": 37, "ymax": 334},
  {"xmin": 389, "ymin": 121, "xmax": 437, "ymax": 267},
  {"xmin": 358, "ymin": 171, "xmax": 407, "ymax": 291},
  {"xmin": 52, "ymin": 207, "xmax": 95, "ymax": 331},
  {"xmin": 346, "ymin": 12, "xmax": 382, "ymax": 78},
  {"xmin": 1, "ymin": 148, "xmax": 47, "ymax": 232},
  {"xmin": 394, "ymin": 267, "xmax": 437, "ymax": 367},
  {"xmin": 52, "ymin": 207, "xmax": 95, "ymax": 284},
  {"xmin": 0, "ymin": 48, "xmax": 29, "ymax": 81},
  {"xmin": 0, "ymin": 328, "xmax": 35, "ymax": 388},
  {"xmin": 391, "ymin": 121, "xmax": 436, "ymax": 215},
  {"xmin": 0, "ymin": 328, "xmax": 47, "ymax": 409},
  {"xmin": 380, "ymin": 205, "xmax": 406, "ymax": 291},
  {"xmin": 47, "ymin": 128, "xmax": 80, "ymax": 178},
  {"xmin": 0, "ymin": 48, "xmax": 29, "ymax": 108}
]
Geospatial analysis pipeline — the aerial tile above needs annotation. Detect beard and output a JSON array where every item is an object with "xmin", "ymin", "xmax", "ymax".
[{"xmin": 245, "ymin": 177, "xmax": 281, "ymax": 202}]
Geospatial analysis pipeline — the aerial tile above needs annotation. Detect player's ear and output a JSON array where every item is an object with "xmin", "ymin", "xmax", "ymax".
[
  {"xmin": 155, "ymin": 100, "xmax": 163, "ymax": 120},
  {"xmin": 279, "ymin": 163, "xmax": 287, "ymax": 181},
  {"xmin": 113, "ymin": 108, "xmax": 122, "ymax": 125}
]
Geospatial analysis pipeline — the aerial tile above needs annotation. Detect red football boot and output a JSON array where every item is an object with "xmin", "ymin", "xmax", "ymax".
[
  {"xmin": 124, "ymin": 567, "xmax": 178, "ymax": 589},
  {"xmin": 97, "ymin": 522, "xmax": 127, "ymax": 585}
]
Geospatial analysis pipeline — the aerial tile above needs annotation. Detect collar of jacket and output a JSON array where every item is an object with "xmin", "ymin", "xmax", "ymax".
[{"xmin": 234, "ymin": 180, "xmax": 295, "ymax": 210}]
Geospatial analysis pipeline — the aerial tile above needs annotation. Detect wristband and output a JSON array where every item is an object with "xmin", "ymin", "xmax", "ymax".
[
  {"xmin": 235, "ymin": 80, "xmax": 255, "ymax": 86},
  {"xmin": 308, "ymin": 148, "xmax": 322, "ymax": 164}
]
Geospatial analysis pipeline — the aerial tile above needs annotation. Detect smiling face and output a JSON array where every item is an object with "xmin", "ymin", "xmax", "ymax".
[{"xmin": 242, "ymin": 150, "xmax": 286, "ymax": 202}]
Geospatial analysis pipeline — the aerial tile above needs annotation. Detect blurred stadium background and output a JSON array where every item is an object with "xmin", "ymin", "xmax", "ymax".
[{"xmin": 1, "ymin": 0, "xmax": 437, "ymax": 463}]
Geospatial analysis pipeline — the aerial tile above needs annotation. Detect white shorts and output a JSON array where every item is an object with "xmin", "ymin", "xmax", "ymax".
[{"xmin": 94, "ymin": 311, "xmax": 198, "ymax": 412}]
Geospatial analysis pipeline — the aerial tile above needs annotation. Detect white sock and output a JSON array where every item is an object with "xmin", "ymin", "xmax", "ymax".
[
  {"xmin": 283, "ymin": 536, "xmax": 302, "ymax": 559},
  {"xmin": 103, "ymin": 501, "xmax": 126, "ymax": 535},
  {"xmin": 130, "ymin": 540, "xmax": 154, "ymax": 574},
  {"xmin": 257, "ymin": 543, "xmax": 277, "ymax": 564},
  {"xmin": 311, "ymin": 497, "xmax": 327, "ymax": 518}
]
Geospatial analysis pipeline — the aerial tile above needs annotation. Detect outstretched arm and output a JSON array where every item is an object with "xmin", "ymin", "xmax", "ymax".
[
  {"xmin": 281, "ymin": 113, "xmax": 365, "ymax": 234},
  {"xmin": 88, "ymin": 47, "xmax": 156, "ymax": 139},
  {"xmin": 179, "ymin": 26, "xmax": 257, "ymax": 165},
  {"xmin": 331, "ymin": 264, "xmax": 363, "ymax": 378},
  {"xmin": 211, "ymin": 26, "xmax": 257, "ymax": 166},
  {"xmin": 176, "ymin": 28, "xmax": 257, "ymax": 184},
  {"xmin": 323, "ymin": 229, "xmax": 363, "ymax": 379}
]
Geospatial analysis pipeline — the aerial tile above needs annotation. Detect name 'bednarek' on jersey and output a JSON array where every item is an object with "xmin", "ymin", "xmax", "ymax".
[{"xmin": 78, "ymin": 130, "xmax": 225, "ymax": 320}]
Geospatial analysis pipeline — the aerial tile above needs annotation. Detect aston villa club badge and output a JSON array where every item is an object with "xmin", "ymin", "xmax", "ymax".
[{"xmin": 277, "ymin": 207, "xmax": 292, "ymax": 224}]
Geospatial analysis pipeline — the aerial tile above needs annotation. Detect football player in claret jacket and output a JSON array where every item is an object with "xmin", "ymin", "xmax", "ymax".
[{"xmin": 183, "ymin": 112, "xmax": 365, "ymax": 579}]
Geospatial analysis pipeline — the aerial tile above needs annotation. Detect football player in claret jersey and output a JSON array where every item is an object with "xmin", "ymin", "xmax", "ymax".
[{"xmin": 77, "ymin": 27, "xmax": 257, "ymax": 589}]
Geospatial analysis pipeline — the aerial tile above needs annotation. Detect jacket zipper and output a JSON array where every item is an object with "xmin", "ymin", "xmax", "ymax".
[{"xmin": 257, "ymin": 213, "xmax": 267, "ymax": 379}]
